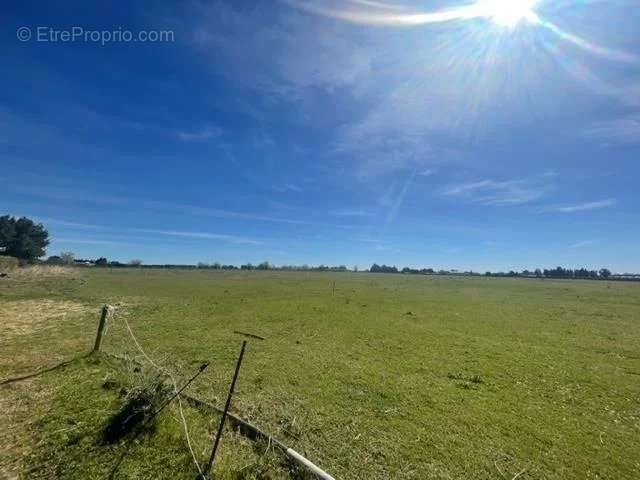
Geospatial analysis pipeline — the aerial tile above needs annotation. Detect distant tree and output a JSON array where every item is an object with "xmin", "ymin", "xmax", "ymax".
[
  {"xmin": 370, "ymin": 264, "xmax": 399, "ymax": 274},
  {"xmin": 599, "ymin": 268, "xmax": 611, "ymax": 279},
  {"xmin": 129, "ymin": 259, "xmax": 143, "ymax": 267},
  {"xmin": 197, "ymin": 262, "xmax": 209, "ymax": 268},
  {"xmin": 534, "ymin": 269, "xmax": 543, "ymax": 278},
  {"xmin": 212, "ymin": 262, "xmax": 221, "ymax": 270},
  {"xmin": 45, "ymin": 255, "xmax": 63, "ymax": 265},
  {"xmin": 60, "ymin": 251, "xmax": 75, "ymax": 265},
  {"xmin": 0, "ymin": 215, "xmax": 50, "ymax": 260},
  {"xmin": 257, "ymin": 261, "xmax": 271, "ymax": 270},
  {"xmin": 353, "ymin": 265, "xmax": 358, "ymax": 272},
  {"xmin": 95, "ymin": 257, "xmax": 108, "ymax": 267}
]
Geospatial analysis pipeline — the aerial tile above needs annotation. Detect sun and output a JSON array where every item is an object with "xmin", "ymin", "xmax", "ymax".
[{"xmin": 476, "ymin": 0, "xmax": 539, "ymax": 28}]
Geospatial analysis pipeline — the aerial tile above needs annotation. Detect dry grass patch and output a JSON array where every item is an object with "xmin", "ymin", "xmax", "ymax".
[
  {"xmin": 9, "ymin": 266, "xmax": 75, "ymax": 279},
  {"xmin": 0, "ymin": 379, "xmax": 41, "ymax": 479},
  {"xmin": 0, "ymin": 299, "xmax": 93, "ymax": 337}
]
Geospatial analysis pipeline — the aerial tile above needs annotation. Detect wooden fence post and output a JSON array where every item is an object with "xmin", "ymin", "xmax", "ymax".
[{"xmin": 93, "ymin": 305, "xmax": 112, "ymax": 353}]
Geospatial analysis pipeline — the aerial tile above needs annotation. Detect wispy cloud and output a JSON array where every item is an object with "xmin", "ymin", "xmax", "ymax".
[
  {"xmin": 359, "ymin": 237, "xmax": 384, "ymax": 244},
  {"xmin": 441, "ymin": 179, "xmax": 544, "ymax": 206},
  {"xmin": 177, "ymin": 126, "xmax": 222, "ymax": 141},
  {"xmin": 374, "ymin": 244, "xmax": 399, "ymax": 253},
  {"xmin": 330, "ymin": 208, "xmax": 372, "ymax": 217},
  {"xmin": 546, "ymin": 199, "xmax": 617, "ymax": 213},
  {"xmin": 569, "ymin": 240, "xmax": 596, "ymax": 249},
  {"xmin": 53, "ymin": 237, "xmax": 139, "ymax": 247},
  {"xmin": 15, "ymin": 186, "xmax": 350, "ymax": 227},
  {"xmin": 586, "ymin": 114, "xmax": 640, "ymax": 145},
  {"xmin": 385, "ymin": 172, "xmax": 415, "ymax": 223},
  {"xmin": 192, "ymin": 2, "xmax": 373, "ymax": 94},
  {"xmin": 29, "ymin": 216, "xmax": 103, "ymax": 230},
  {"xmin": 131, "ymin": 228, "xmax": 263, "ymax": 245},
  {"xmin": 275, "ymin": 183, "xmax": 304, "ymax": 193},
  {"xmin": 30, "ymin": 216, "xmax": 265, "ymax": 246}
]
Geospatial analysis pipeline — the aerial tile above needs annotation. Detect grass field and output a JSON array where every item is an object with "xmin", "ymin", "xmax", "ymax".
[{"xmin": 1, "ymin": 268, "xmax": 639, "ymax": 479}]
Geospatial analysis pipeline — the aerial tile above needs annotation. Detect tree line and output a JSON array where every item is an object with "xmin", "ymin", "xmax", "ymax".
[
  {"xmin": 368, "ymin": 264, "xmax": 617, "ymax": 280},
  {"xmin": 1, "ymin": 215, "xmax": 636, "ymax": 281}
]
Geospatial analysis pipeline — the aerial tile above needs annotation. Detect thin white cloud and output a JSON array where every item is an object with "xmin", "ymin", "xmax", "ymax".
[
  {"xmin": 131, "ymin": 228, "xmax": 263, "ymax": 245},
  {"xmin": 359, "ymin": 237, "xmax": 384, "ymax": 244},
  {"xmin": 374, "ymin": 243, "xmax": 399, "ymax": 253},
  {"xmin": 26, "ymin": 216, "xmax": 104, "ymax": 230},
  {"xmin": 385, "ymin": 172, "xmax": 414, "ymax": 223},
  {"xmin": 274, "ymin": 183, "xmax": 304, "ymax": 193},
  {"xmin": 330, "ymin": 208, "xmax": 372, "ymax": 217},
  {"xmin": 569, "ymin": 240, "xmax": 595, "ymax": 249},
  {"xmin": 586, "ymin": 114, "xmax": 640, "ymax": 145},
  {"xmin": 442, "ymin": 179, "xmax": 544, "ymax": 206},
  {"xmin": 52, "ymin": 237, "xmax": 139, "ymax": 247},
  {"xmin": 16, "ymin": 186, "xmax": 351, "ymax": 227},
  {"xmin": 24, "ymin": 215, "xmax": 265, "ymax": 246},
  {"xmin": 177, "ymin": 126, "xmax": 222, "ymax": 141},
  {"xmin": 192, "ymin": 2, "xmax": 373, "ymax": 93},
  {"xmin": 547, "ymin": 199, "xmax": 617, "ymax": 213}
]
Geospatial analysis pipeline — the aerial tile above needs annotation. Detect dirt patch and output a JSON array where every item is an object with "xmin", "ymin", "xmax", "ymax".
[{"xmin": 0, "ymin": 299, "xmax": 93, "ymax": 337}]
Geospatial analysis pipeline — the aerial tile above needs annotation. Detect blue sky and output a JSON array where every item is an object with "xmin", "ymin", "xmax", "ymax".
[{"xmin": 2, "ymin": 0, "xmax": 639, "ymax": 272}]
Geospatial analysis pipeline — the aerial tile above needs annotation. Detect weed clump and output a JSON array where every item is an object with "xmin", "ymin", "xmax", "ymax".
[{"xmin": 101, "ymin": 380, "xmax": 170, "ymax": 445}]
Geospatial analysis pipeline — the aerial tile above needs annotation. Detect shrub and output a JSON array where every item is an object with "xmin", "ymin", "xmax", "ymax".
[{"xmin": 0, "ymin": 256, "xmax": 19, "ymax": 271}]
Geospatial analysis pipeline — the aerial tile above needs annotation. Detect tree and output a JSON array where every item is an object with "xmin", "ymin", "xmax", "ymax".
[
  {"xmin": 599, "ymin": 268, "xmax": 611, "ymax": 279},
  {"xmin": 95, "ymin": 257, "xmax": 108, "ymax": 267},
  {"xmin": 45, "ymin": 255, "xmax": 63, "ymax": 265},
  {"xmin": 60, "ymin": 251, "xmax": 75, "ymax": 265},
  {"xmin": 197, "ymin": 262, "xmax": 209, "ymax": 268},
  {"xmin": 0, "ymin": 215, "xmax": 50, "ymax": 260},
  {"xmin": 129, "ymin": 259, "xmax": 143, "ymax": 267}
]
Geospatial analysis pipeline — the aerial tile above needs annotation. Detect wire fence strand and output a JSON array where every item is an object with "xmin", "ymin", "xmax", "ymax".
[{"xmin": 111, "ymin": 309, "xmax": 203, "ymax": 476}]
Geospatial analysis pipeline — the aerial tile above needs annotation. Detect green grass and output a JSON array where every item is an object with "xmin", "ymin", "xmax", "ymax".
[{"xmin": 1, "ymin": 268, "xmax": 639, "ymax": 479}]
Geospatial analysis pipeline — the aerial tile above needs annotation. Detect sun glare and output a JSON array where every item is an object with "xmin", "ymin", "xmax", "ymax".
[{"xmin": 476, "ymin": 0, "xmax": 539, "ymax": 27}]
